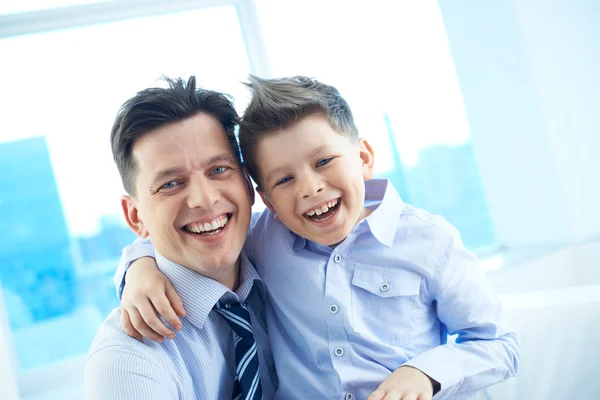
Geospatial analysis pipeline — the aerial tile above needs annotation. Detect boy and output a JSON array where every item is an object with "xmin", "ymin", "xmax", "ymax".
[{"xmin": 116, "ymin": 76, "xmax": 519, "ymax": 399}]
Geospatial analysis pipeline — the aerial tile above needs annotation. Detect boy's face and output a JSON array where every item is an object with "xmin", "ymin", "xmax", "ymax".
[
  {"xmin": 121, "ymin": 113, "xmax": 252, "ymax": 278},
  {"xmin": 256, "ymin": 113, "xmax": 374, "ymax": 246}
]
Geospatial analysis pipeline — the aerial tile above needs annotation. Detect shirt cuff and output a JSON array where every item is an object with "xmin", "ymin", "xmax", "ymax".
[
  {"xmin": 114, "ymin": 237, "xmax": 155, "ymax": 300},
  {"xmin": 402, "ymin": 345, "xmax": 465, "ymax": 397}
]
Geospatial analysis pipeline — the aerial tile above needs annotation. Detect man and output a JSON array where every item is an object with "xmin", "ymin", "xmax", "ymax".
[{"xmin": 84, "ymin": 76, "xmax": 277, "ymax": 399}]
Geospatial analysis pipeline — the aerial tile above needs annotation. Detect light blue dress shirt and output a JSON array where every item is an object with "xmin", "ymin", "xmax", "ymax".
[
  {"xmin": 117, "ymin": 179, "xmax": 519, "ymax": 399},
  {"xmin": 88, "ymin": 252, "xmax": 277, "ymax": 399}
]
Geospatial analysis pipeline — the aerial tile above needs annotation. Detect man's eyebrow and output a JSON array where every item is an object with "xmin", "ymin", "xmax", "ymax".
[
  {"xmin": 203, "ymin": 153, "xmax": 237, "ymax": 167},
  {"xmin": 149, "ymin": 153, "xmax": 237, "ymax": 190},
  {"xmin": 149, "ymin": 167, "xmax": 187, "ymax": 190}
]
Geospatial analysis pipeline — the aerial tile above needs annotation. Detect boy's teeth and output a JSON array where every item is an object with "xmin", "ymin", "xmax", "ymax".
[
  {"xmin": 305, "ymin": 199, "xmax": 339, "ymax": 217},
  {"xmin": 211, "ymin": 221, "xmax": 219, "ymax": 230}
]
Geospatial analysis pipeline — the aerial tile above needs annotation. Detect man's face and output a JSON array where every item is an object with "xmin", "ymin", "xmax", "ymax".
[
  {"xmin": 256, "ymin": 113, "xmax": 374, "ymax": 246},
  {"xmin": 122, "ymin": 113, "xmax": 252, "ymax": 278}
]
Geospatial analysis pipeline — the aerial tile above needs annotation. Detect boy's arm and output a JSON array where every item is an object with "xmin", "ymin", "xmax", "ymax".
[
  {"xmin": 401, "ymin": 233, "xmax": 519, "ymax": 398},
  {"xmin": 114, "ymin": 238, "xmax": 185, "ymax": 342}
]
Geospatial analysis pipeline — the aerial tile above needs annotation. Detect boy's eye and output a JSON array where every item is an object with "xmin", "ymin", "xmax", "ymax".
[
  {"xmin": 316, "ymin": 157, "xmax": 332, "ymax": 167},
  {"xmin": 275, "ymin": 176, "xmax": 293, "ymax": 186}
]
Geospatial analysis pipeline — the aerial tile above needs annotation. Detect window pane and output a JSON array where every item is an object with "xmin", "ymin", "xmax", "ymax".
[
  {"xmin": 0, "ymin": 0, "xmax": 114, "ymax": 15},
  {"xmin": 255, "ymin": 0, "xmax": 495, "ymax": 250},
  {"xmin": 0, "ymin": 4, "xmax": 250, "ymax": 371}
]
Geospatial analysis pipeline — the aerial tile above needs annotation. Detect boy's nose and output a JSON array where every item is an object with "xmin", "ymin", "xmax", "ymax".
[{"xmin": 300, "ymin": 176, "xmax": 324, "ymax": 199}]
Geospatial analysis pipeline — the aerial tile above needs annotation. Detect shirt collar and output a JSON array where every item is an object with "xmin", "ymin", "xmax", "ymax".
[
  {"xmin": 292, "ymin": 178, "xmax": 403, "ymax": 251},
  {"xmin": 363, "ymin": 178, "xmax": 403, "ymax": 248},
  {"xmin": 156, "ymin": 251, "xmax": 265, "ymax": 330}
]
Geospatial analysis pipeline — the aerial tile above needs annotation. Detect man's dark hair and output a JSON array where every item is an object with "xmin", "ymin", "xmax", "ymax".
[
  {"xmin": 238, "ymin": 75, "xmax": 358, "ymax": 187},
  {"xmin": 110, "ymin": 76, "xmax": 240, "ymax": 195}
]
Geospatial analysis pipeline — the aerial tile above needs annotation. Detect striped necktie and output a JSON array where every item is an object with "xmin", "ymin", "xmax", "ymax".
[{"xmin": 216, "ymin": 301, "xmax": 263, "ymax": 400}]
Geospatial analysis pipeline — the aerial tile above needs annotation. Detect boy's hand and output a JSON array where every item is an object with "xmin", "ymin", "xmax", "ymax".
[
  {"xmin": 121, "ymin": 257, "xmax": 185, "ymax": 342},
  {"xmin": 368, "ymin": 366, "xmax": 435, "ymax": 400}
]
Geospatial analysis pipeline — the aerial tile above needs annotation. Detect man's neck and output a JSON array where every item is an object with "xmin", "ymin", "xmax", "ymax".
[{"xmin": 156, "ymin": 253, "xmax": 241, "ymax": 292}]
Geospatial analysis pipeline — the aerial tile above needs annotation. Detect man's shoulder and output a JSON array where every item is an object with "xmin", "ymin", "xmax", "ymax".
[
  {"xmin": 86, "ymin": 308, "xmax": 166, "ymax": 367},
  {"xmin": 84, "ymin": 309, "xmax": 182, "ymax": 399}
]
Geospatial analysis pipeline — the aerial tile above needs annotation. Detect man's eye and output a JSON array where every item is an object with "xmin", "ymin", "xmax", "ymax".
[
  {"xmin": 275, "ymin": 176, "xmax": 293, "ymax": 186},
  {"xmin": 316, "ymin": 157, "xmax": 332, "ymax": 167},
  {"xmin": 160, "ymin": 181, "xmax": 179, "ymax": 190},
  {"xmin": 212, "ymin": 166, "xmax": 230, "ymax": 175}
]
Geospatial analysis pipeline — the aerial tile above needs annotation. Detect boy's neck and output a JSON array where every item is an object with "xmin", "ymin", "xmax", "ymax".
[{"xmin": 328, "ymin": 207, "xmax": 373, "ymax": 248}]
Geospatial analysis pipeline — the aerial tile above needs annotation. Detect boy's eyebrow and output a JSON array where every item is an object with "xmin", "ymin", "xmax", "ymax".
[
  {"xmin": 263, "ymin": 145, "xmax": 332, "ymax": 183},
  {"xmin": 308, "ymin": 144, "xmax": 330, "ymax": 157},
  {"xmin": 149, "ymin": 153, "xmax": 236, "ymax": 189}
]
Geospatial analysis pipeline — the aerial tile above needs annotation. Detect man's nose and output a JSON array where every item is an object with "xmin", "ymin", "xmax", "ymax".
[{"xmin": 187, "ymin": 177, "xmax": 219, "ymax": 209}]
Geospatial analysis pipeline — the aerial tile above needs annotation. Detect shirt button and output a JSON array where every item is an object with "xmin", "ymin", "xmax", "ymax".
[
  {"xmin": 345, "ymin": 394, "xmax": 353, "ymax": 400},
  {"xmin": 380, "ymin": 282, "xmax": 390, "ymax": 292},
  {"xmin": 334, "ymin": 254, "xmax": 342, "ymax": 263},
  {"xmin": 334, "ymin": 347, "xmax": 344, "ymax": 357},
  {"xmin": 329, "ymin": 304, "xmax": 339, "ymax": 314}
]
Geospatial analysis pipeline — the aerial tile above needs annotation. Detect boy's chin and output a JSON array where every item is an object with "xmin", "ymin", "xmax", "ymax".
[{"xmin": 305, "ymin": 230, "xmax": 350, "ymax": 247}]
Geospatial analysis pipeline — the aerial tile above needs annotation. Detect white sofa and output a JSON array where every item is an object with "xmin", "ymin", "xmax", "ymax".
[{"xmin": 481, "ymin": 241, "xmax": 600, "ymax": 399}]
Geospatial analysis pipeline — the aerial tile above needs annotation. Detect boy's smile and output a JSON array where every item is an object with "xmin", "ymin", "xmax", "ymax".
[{"xmin": 255, "ymin": 113, "xmax": 374, "ymax": 246}]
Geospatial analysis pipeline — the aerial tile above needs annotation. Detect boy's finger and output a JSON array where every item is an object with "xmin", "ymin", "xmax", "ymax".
[
  {"xmin": 399, "ymin": 393, "xmax": 418, "ymax": 400},
  {"xmin": 381, "ymin": 392, "xmax": 400, "ymax": 400},
  {"xmin": 137, "ymin": 298, "xmax": 176, "ymax": 339},
  {"xmin": 128, "ymin": 306, "xmax": 164, "ymax": 343},
  {"xmin": 417, "ymin": 394, "xmax": 432, "ymax": 400},
  {"xmin": 154, "ymin": 289, "xmax": 183, "ymax": 331},
  {"xmin": 121, "ymin": 309, "xmax": 143, "ymax": 341},
  {"xmin": 165, "ymin": 280, "xmax": 186, "ymax": 318},
  {"xmin": 367, "ymin": 389, "xmax": 386, "ymax": 400}
]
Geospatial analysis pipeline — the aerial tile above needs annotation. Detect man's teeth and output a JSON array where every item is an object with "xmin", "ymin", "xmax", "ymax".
[
  {"xmin": 305, "ymin": 199, "xmax": 338, "ymax": 217},
  {"xmin": 185, "ymin": 215, "xmax": 228, "ymax": 233}
]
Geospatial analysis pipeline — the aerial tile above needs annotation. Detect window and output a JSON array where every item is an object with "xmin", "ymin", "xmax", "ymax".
[
  {"xmin": 255, "ymin": 0, "xmax": 495, "ymax": 250},
  {"xmin": 0, "ymin": 3, "xmax": 252, "ymax": 397}
]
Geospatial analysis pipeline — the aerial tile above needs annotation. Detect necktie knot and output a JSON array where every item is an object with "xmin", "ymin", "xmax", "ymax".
[{"xmin": 216, "ymin": 301, "xmax": 255, "ymax": 338}]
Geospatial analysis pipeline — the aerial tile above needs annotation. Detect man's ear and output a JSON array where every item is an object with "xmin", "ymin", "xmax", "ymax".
[
  {"xmin": 358, "ymin": 137, "xmax": 375, "ymax": 180},
  {"xmin": 121, "ymin": 195, "xmax": 149, "ymax": 238},
  {"xmin": 257, "ymin": 189, "xmax": 278, "ymax": 219},
  {"xmin": 243, "ymin": 167, "xmax": 256, "ymax": 205}
]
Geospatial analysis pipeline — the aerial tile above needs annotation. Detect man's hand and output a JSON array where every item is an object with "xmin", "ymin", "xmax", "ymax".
[
  {"xmin": 368, "ymin": 366, "xmax": 435, "ymax": 400},
  {"xmin": 121, "ymin": 257, "xmax": 185, "ymax": 342}
]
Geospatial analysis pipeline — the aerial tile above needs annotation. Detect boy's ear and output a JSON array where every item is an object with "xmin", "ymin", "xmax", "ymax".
[
  {"xmin": 257, "ymin": 189, "xmax": 279, "ymax": 219},
  {"xmin": 358, "ymin": 137, "xmax": 375, "ymax": 180},
  {"xmin": 243, "ymin": 167, "xmax": 256, "ymax": 205},
  {"xmin": 121, "ymin": 195, "xmax": 149, "ymax": 238}
]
